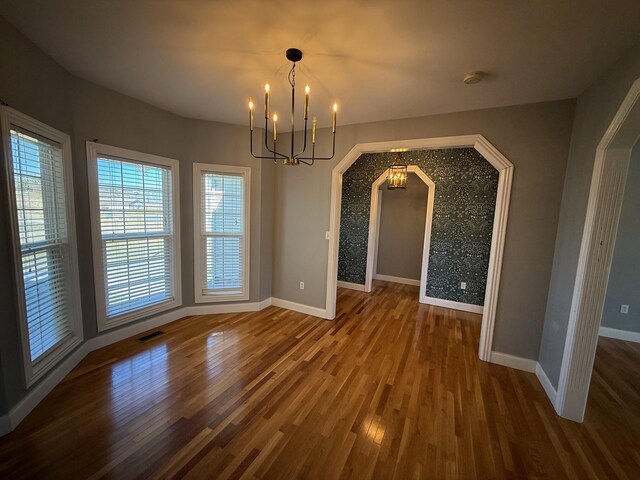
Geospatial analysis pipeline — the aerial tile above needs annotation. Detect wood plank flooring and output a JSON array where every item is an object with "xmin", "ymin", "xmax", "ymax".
[{"xmin": 0, "ymin": 281, "xmax": 638, "ymax": 479}]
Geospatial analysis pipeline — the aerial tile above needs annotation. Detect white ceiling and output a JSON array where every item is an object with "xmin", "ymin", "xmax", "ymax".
[{"xmin": 2, "ymin": 0, "xmax": 640, "ymax": 129}]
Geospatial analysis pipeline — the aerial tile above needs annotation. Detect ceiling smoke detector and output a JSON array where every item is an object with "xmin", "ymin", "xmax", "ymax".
[{"xmin": 464, "ymin": 71, "xmax": 485, "ymax": 85}]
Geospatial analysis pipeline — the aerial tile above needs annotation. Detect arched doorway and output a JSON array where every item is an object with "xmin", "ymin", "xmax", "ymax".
[{"xmin": 326, "ymin": 135, "xmax": 514, "ymax": 362}]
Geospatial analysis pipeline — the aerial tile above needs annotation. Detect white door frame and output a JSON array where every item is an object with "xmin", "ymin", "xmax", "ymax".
[
  {"xmin": 326, "ymin": 135, "xmax": 514, "ymax": 362},
  {"xmin": 365, "ymin": 166, "xmax": 435, "ymax": 305},
  {"xmin": 555, "ymin": 78, "xmax": 640, "ymax": 422}
]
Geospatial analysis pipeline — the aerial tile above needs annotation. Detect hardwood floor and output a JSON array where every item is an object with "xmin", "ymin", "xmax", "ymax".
[{"xmin": 0, "ymin": 281, "xmax": 638, "ymax": 479}]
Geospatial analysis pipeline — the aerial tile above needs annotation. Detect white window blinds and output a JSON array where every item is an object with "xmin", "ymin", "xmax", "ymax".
[
  {"xmin": 88, "ymin": 143, "xmax": 181, "ymax": 330},
  {"xmin": 194, "ymin": 164, "xmax": 250, "ymax": 302},
  {"xmin": 2, "ymin": 106, "xmax": 82, "ymax": 386},
  {"xmin": 10, "ymin": 128, "xmax": 75, "ymax": 362}
]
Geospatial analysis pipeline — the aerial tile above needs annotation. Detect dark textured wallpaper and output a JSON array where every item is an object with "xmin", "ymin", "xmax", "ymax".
[{"xmin": 338, "ymin": 148, "xmax": 498, "ymax": 305}]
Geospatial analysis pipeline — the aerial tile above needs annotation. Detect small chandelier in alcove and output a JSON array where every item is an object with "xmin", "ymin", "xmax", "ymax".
[
  {"xmin": 387, "ymin": 164, "xmax": 408, "ymax": 189},
  {"xmin": 247, "ymin": 48, "xmax": 338, "ymax": 166},
  {"xmin": 387, "ymin": 149, "xmax": 408, "ymax": 190}
]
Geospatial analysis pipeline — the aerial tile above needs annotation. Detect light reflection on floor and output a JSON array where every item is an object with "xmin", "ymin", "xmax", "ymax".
[
  {"xmin": 362, "ymin": 415, "xmax": 386, "ymax": 444},
  {"xmin": 110, "ymin": 344, "xmax": 168, "ymax": 424},
  {"xmin": 206, "ymin": 330, "xmax": 238, "ymax": 379}
]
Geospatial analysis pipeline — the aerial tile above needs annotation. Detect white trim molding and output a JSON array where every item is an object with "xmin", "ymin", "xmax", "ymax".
[
  {"xmin": 271, "ymin": 298, "xmax": 330, "ymax": 319},
  {"xmin": 489, "ymin": 352, "xmax": 537, "ymax": 373},
  {"xmin": 86, "ymin": 308, "xmax": 187, "ymax": 351},
  {"xmin": 2, "ymin": 342, "xmax": 89, "ymax": 434},
  {"xmin": 373, "ymin": 274, "xmax": 421, "ymax": 286},
  {"xmin": 0, "ymin": 414, "xmax": 10, "ymax": 437},
  {"xmin": 337, "ymin": 281, "xmax": 366, "ymax": 291},
  {"xmin": 193, "ymin": 163, "xmax": 251, "ymax": 303},
  {"xmin": 536, "ymin": 363, "xmax": 558, "ymax": 408},
  {"xmin": 86, "ymin": 142, "xmax": 182, "ymax": 332},
  {"xmin": 424, "ymin": 297, "xmax": 484, "ymax": 314},
  {"xmin": 599, "ymin": 326, "xmax": 640, "ymax": 343},
  {"xmin": 0, "ymin": 106, "xmax": 84, "ymax": 388},
  {"xmin": 186, "ymin": 300, "xmax": 267, "ymax": 317},
  {"xmin": 556, "ymin": 78, "xmax": 640, "ymax": 422},
  {"xmin": 326, "ymin": 135, "xmax": 514, "ymax": 363},
  {"xmin": 366, "ymin": 166, "xmax": 435, "ymax": 303}
]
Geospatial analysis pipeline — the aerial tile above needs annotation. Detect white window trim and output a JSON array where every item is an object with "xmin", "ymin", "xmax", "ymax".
[
  {"xmin": 193, "ymin": 163, "xmax": 251, "ymax": 303},
  {"xmin": 0, "ymin": 106, "xmax": 83, "ymax": 387},
  {"xmin": 86, "ymin": 142, "xmax": 182, "ymax": 331}
]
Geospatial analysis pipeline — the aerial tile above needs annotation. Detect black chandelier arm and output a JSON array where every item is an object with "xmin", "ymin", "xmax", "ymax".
[
  {"xmin": 262, "ymin": 119, "xmax": 287, "ymax": 159},
  {"xmin": 249, "ymin": 130, "xmax": 275, "ymax": 160},
  {"xmin": 249, "ymin": 129, "xmax": 286, "ymax": 160},
  {"xmin": 298, "ymin": 131, "xmax": 336, "ymax": 161}
]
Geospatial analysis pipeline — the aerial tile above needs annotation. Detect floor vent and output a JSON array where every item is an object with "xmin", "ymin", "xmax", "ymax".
[{"xmin": 137, "ymin": 331, "xmax": 164, "ymax": 343}]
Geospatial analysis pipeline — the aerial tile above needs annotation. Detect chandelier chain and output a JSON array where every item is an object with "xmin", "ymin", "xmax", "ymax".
[{"xmin": 288, "ymin": 62, "xmax": 296, "ymax": 88}]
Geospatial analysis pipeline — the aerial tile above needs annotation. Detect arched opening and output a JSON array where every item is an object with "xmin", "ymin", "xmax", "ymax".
[
  {"xmin": 364, "ymin": 167, "xmax": 434, "ymax": 303},
  {"xmin": 326, "ymin": 135, "xmax": 514, "ymax": 362}
]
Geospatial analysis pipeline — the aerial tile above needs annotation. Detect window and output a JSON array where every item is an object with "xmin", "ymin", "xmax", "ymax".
[
  {"xmin": 193, "ymin": 163, "xmax": 250, "ymax": 302},
  {"xmin": 0, "ymin": 107, "xmax": 82, "ymax": 386},
  {"xmin": 87, "ymin": 143, "xmax": 181, "ymax": 330}
]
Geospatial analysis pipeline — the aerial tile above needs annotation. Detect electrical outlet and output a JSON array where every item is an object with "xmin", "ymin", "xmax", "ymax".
[
  {"xmin": 325, "ymin": 231, "xmax": 330, "ymax": 240},
  {"xmin": 300, "ymin": 282, "xmax": 305, "ymax": 290},
  {"xmin": 460, "ymin": 282, "xmax": 467, "ymax": 290},
  {"xmin": 621, "ymin": 304, "xmax": 629, "ymax": 314}
]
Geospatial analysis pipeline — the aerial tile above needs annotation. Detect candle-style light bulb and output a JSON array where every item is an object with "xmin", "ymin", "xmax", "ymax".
[
  {"xmin": 304, "ymin": 85, "xmax": 310, "ymax": 119},
  {"xmin": 332, "ymin": 103, "xmax": 338, "ymax": 133},
  {"xmin": 312, "ymin": 116, "xmax": 317, "ymax": 144},
  {"xmin": 248, "ymin": 98, "xmax": 254, "ymax": 131},
  {"xmin": 273, "ymin": 113, "xmax": 278, "ymax": 140},
  {"xmin": 264, "ymin": 84, "xmax": 270, "ymax": 119}
]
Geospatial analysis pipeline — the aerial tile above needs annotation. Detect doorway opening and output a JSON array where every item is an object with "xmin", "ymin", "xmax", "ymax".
[
  {"xmin": 365, "ymin": 167, "xmax": 434, "ymax": 303},
  {"xmin": 556, "ymin": 78, "xmax": 640, "ymax": 422},
  {"xmin": 326, "ymin": 136, "xmax": 514, "ymax": 362}
]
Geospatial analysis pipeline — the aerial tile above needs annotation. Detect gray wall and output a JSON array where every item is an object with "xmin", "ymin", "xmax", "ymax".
[
  {"xmin": 376, "ymin": 173, "xmax": 427, "ymax": 281},
  {"xmin": 273, "ymin": 100, "xmax": 575, "ymax": 360},
  {"xmin": 0, "ymin": 17, "xmax": 273, "ymax": 413},
  {"xmin": 601, "ymin": 141, "xmax": 640, "ymax": 333},
  {"xmin": 538, "ymin": 43, "xmax": 640, "ymax": 389},
  {"xmin": 70, "ymin": 83, "xmax": 272, "ymax": 340},
  {"xmin": 0, "ymin": 15, "xmax": 74, "ymax": 415}
]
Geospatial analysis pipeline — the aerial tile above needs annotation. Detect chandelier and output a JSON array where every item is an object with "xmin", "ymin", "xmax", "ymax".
[
  {"xmin": 248, "ymin": 48, "xmax": 337, "ymax": 166},
  {"xmin": 387, "ymin": 164, "xmax": 408, "ymax": 189},
  {"xmin": 387, "ymin": 149, "xmax": 408, "ymax": 189}
]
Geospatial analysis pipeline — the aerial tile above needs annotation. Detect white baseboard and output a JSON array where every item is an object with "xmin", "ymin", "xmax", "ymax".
[
  {"xmin": 258, "ymin": 297, "xmax": 273, "ymax": 310},
  {"xmin": 490, "ymin": 353, "xmax": 559, "ymax": 411},
  {"xmin": 186, "ymin": 299, "xmax": 270, "ymax": 317},
  {"xmin": 599, "ymin": 326, "xmax": 640, "ymax": 343},
  {"xmin": 6, "ymin": 341, "xmax": 91, "ymax": 434},
  {"xmin": 489, "ymin": 351, "xmax": 537, "ymax": 373},
  {"xmin": 0, "ymin": 413, "xmax": 11, "ymax": 437},
  {"xmin": 87, "ymin": 307, "xmax": 186, "ymax": 351},
  {"xmin": 271, "ymin": 297, "xmax": 330, "ymax": 319},
  {"xmin": 536, "ymin": 363, "xmax": 558, "ymax": 409},
  {"xmin": 373, "ymin": 274, "xmax": 420, "ymax": 286},
  {"xmin": 423, "ymin": 296, "xmax": 484, "ymax": 314},
  {"xmin": 337, "ymin": 280, "xmax": 366, "ymax": 291}
]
